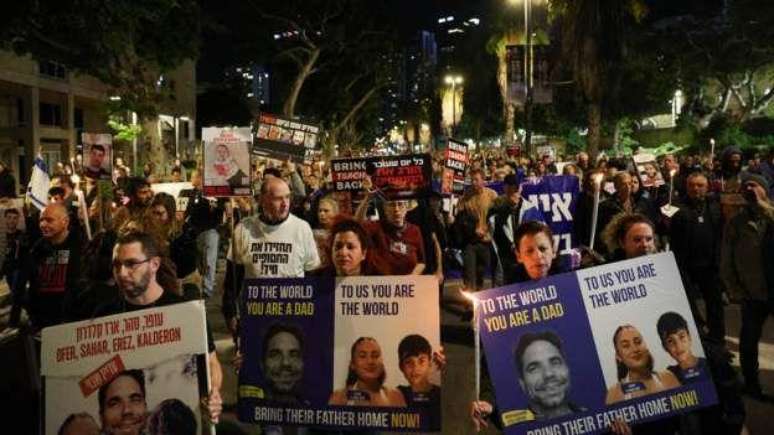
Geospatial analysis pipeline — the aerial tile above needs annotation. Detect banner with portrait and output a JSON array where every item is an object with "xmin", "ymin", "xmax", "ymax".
[
  {"xmin": 238, "ymin": 276, "xmax": 441, "ymax": 432},
  {"xmin": 202, "ymin": 127, "xmax": 252, "ymax": 197},
  {"xmin": 521, "ymin": 175, "xmax": 580, "ymax": 256},
  {"xmin": 478, "ymin": 252, "xmax": 718, "ymax": 435},
  {"xmin": 41, "ymin": 301, "xmax": 211, "ymax": 435},
  {"xmin": 81, "ymin": 133, "xmax": 113, "ymax": 181},
  {"xmin": 254, "ymin": 113, "xmax": 320, "ymax": 163},
  {"xmin": 442, "ymin": 138, "xmax": 468, "ymax": 195},
  {"xmin": 632, "ymin": 154, "xmax": 665, "ymax": 188},
  {"xmin": 330, "ymin": 154, "xmax": 432, "ymax": 200}
]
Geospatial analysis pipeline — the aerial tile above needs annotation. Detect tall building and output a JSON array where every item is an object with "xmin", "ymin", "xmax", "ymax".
[
  {"xmin": 227, "ymin": 64, "xmax": 271, "ymax": 111},
  {"xmin": 435, "ymin": 14, "xmax": 481, "ymax": 70},
  {"xmin": 0, "ymin": 50, "xmax": 196, "ymax": 188}
]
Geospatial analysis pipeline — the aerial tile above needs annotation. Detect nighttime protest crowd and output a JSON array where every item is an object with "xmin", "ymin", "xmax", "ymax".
[{"xmin": 1, "ymin": 140, "xmax": 773, "ymax": 435}]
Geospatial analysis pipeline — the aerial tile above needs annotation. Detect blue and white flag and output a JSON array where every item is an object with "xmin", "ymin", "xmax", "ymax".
[{"xmin": 27, "ymin": 157, "xmax": 50, "ymax": 211}]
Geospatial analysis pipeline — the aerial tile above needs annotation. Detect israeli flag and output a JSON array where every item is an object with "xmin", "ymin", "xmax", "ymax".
[{"xmin": 27, "ymin": 157, "xmax": 50, "ymax": 210}]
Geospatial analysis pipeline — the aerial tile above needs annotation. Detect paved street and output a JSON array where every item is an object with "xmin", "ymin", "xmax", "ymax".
[{"xmin": 2, "ymin": 271, "xmax": 774, "ymax": 434}]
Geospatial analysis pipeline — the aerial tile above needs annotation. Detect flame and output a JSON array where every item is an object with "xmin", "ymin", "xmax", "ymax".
[
  {"xmin": 592, "ymin": 173, "xmax": 604, "ymax": 186},
  {"xmin": 460, "ymin": 290, "xmax": 478, "ymax": 303},
  {"xmin": 669, "ymin": 169, "xmax": 677, "ymax": 178},
  {"xmin": 71, "ymin": 174, "xmax": 81, "ymax": 185}
]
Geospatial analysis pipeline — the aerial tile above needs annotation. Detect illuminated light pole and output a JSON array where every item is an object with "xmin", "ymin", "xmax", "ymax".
[{"xmin": 444, "ymin": 74, "xmax": 463, "ymax": 136}]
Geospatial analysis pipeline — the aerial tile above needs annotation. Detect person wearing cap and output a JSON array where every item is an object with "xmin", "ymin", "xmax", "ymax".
[
  {"xmin": 488, "ymin": 173, "xmax": 545, "ymax": 285},
  {"xmin": 721, "ymin": 172, "xmax": 774, "ymax": 399}
]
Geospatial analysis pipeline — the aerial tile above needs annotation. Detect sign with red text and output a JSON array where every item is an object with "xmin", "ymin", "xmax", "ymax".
[
  {"xmin": 203, "ymin": 127, "xmax": 252, "ymax": 197},
  {"xmin": 254, "ymin": 112, "xmax": 320, "ymax": 163},
  {"xmin": 330, "ymin": 154, "xmax": 432, "ymax": 199},
  {"xmin": 442, "ymin": 139, "xmax": 468, "ymax": 195},
  {"xmin": 41, "ymin": 301, "xmax": 210, "ymax": 435}
]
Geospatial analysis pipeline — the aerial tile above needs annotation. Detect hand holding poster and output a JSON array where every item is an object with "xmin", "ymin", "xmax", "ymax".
[
  {"xmin": 478, "ymin": 253, "xmax": 717, "ymax": 434},
  {"xmin": 81, "ymin": 133, "xmax": 112, "ymax": 181},
  {"xmin": 41, "ymin": 301, "xmax": 211, "ymax": 435},
  {"xmin": 330, "ymin": 154, "xmax": 432, "ymax": 199},
  {"xmin": 254, "ymin": 113, "xmax": 320, "ymax": 163},
  {"xmin": 238, "ymin": 276, "xmax": 441, "ymax": 432},
  {"xmin": 203, "ymin": 127, "xmax": 252, "ymax": 196}
]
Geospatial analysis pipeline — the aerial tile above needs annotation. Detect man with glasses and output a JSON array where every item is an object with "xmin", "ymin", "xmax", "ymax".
[
  {"xmin": 94, "ymin": 231, "xmax": 224, "ymax": 424},
  {"xmin": 12, "ymin": 203, "xmax": 85, "ymax": 330}
]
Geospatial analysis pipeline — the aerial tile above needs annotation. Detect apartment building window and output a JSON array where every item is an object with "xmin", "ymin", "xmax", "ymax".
[
  {"xmin": 39, "ymin": 60, "xmax": 67, "ymax": 79},
  {"xmin": 40, "ymin": 102, "xmax": 63, "ymax": 126},
  {"xmin": 179, "ymin": 119, "xmax": 190, "ymax": 140}
]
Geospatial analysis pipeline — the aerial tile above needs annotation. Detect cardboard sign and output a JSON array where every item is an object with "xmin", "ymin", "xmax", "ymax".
[
  {"xmin": 478, "ymin": 253, "xmax": 717, "ymax": 434},
  {"xmin": 41, "ymin": 301, "xmax": 210, "ymax": 435},
  {"xmin": 331, "ymin": 154, "xmax": 432, "ymax": 199},
  {"xmin": 254, "ymin": 113, "xmax": 320, "ymax": 163},
  {"xmin": 238, "ymin": 276, "xmax": 441, "ymax": 432}
]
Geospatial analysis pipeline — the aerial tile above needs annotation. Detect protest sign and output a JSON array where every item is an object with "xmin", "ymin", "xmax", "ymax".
[
  {"xmin": 478, "ymin": 252, "xmax": 717, "ymax": 435},
  {"xmin": 442, "ymin": 139, "xmax": 468, "ymax": 195},
  {"xmin": 330, "ymin": 154, "xmax": 432, "ymax": 199},
  {"xmin": 521, "ymin": 175, "xmax": 580, "ymax": 255},
  {"xmin": 41, "ymin": 301, "xmax": 211, "ymax": 435},
  {"xmin": 632, "ymin": 154, "xmax": 665, "ymax": 188},
  {"xmin": 81, "ymin": 133, "xmax": 112, "ymax": 181},
  {"xmin": 254, "ymin": 113, "xmax": 320, "ymax": 163},
  {"xmin": 238, "ymin": 276, "xmax": 441, "ymax": 432},
  {"xmin": 203, "ymin": 127, "xmax": 252, "ymax": 197}
]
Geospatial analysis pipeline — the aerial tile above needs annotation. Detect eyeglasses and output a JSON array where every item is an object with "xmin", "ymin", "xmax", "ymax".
[{"xmin": 112, "ymin": 258, "xmax": 151, "ymax": 271}]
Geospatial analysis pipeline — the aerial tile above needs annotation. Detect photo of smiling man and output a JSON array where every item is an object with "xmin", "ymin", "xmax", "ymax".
[
  {"xmin": 514, "ymin": 330, "xmax": 587, "ymax": 421},
  {"xmin": 260, "ymin": 323, "xmax": 308, "ymax": 405},
  {"xmin": 657, "ymin": 312, "xmax": 708, "ymax": 385}
]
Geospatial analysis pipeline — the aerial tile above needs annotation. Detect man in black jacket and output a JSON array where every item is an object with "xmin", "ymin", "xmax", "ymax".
[
  {"xmin": 671, "ymin": 172, "xmax": 725, "ymax": 342},
  {"xmin": 12, "ymin": 203, "xmax": 86, "ymax": 330}
]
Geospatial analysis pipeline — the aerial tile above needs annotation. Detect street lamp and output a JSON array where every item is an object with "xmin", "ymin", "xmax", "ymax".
[{"xmin": 444, "ymin": 74, "xmax": 463, "ymax": 136}]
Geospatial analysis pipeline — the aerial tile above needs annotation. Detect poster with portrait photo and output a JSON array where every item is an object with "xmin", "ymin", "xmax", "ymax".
[
  {"xmin": 253, "ymin": 112, "xmax": 320, "ymax": 163},
  {"xmin": 202, "ymin": 127, "xmax": 252, "ymax": 197},
  {"xmin": 477, "ymin": 253, "xmax": 717, "ymax": 435},
  {"xmin": 41, "ymin": 301, "xmax": 211, "ymax": 435},
  {"xmin": 632, "ymin": 154, "xmax": 665, "ymax": 188},
  {"xmin": 238, "ymin": 276, "xmax": 441, "ymax": 432},
  {"xmin": 81, "ymin": 133, "xmax": 113, "ymax": 181}
]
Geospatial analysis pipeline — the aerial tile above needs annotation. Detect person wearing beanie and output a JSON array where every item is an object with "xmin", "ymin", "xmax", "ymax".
[{"xmin": 721, "ymin": 170, "xmax": 774, "ymax": 399}]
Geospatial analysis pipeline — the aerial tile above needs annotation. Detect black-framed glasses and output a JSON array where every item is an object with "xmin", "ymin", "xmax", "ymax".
[{"xmin": 112, "ymin": 258, "xmax": 151, "ymax": 271}]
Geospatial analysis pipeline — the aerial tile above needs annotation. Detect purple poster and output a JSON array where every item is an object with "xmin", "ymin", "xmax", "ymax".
[
  {"xmin": 238, "ymin": 276, "xmax": 441, "ymax": 432},
  {"xmin": 521, "ymin": 175, "xmax": 580, "ymax": 255},
  {"xmin": 477, "ymin": 253, "xmax": 718, "ymax": 434}
]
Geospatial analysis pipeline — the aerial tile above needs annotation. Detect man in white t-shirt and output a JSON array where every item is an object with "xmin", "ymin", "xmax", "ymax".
[
  {"xmin": 222, "ymin": 176, "xmax": 319, "ymax": 435},
  {"xmin": 223, "ymin": 176, "xmax": 320, "ymax": 329}
]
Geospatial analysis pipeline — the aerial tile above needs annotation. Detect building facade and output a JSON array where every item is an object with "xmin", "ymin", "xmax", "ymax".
[{"xmin": 0, "ymin": 51, "xmax": 195, "ymax": 190}]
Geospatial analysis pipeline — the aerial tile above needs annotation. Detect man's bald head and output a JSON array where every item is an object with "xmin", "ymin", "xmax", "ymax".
[
  {"xmin": 40, "ymin": 203, "xmax": 70, "ymax": 243},
  {"xmin": 260, "ymin": 177, "xmax": 291, "ymax": 224}
]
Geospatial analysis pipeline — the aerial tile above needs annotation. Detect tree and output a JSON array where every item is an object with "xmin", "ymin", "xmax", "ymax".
[
  {"xmin": 552, "ymin": 0, "xmax": 647, "ymax": 160},
  {"xmin": 1, "ymin": 0, "xmax": 200, "ymax": 118},
  {"xmin": 653, "ymin": 0, "xmax": 774, "ymax": 129}
]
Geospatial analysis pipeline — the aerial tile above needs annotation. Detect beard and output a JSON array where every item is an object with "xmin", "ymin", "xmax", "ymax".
[{"xmin": 120, "ymin": 270, "xmax": 152, "ymax": 299}]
